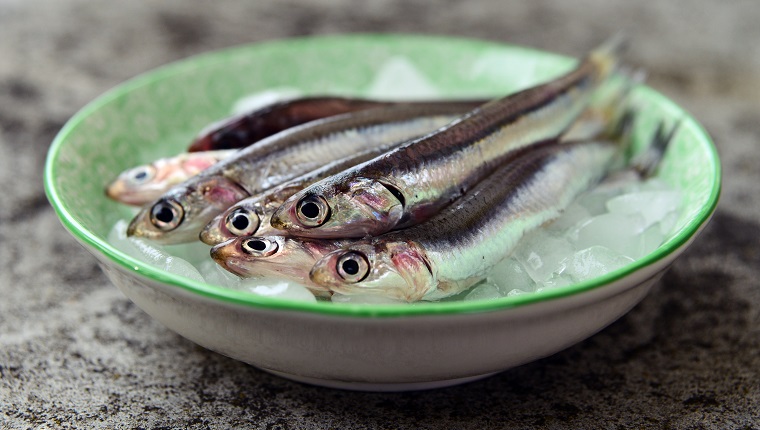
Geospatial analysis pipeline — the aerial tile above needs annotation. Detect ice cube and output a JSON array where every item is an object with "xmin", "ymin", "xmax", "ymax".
[
  {"xmin": 558, "ymin": 246, "xmax": 634, "ymax": 282},
  {"xmin": 574, "ymin": 212, "xmax": 646, "ymax": 258},
  {"xmin": 366, "ymin": 57, "xmax": 440, "ymax": 100},
  {"xmin": 539, "ymin": 273, "xmax": 575, "ymax": 290},
  {"xmin": 108, "ymin": 220, "xmax": 145, "ymax": 262},
  {"xmin": 469, "ymin": 52, "xmax": 540, "ymax": 90},
  {"xmin": 546, "ymin": 201, "xmax": 592, "ymax": 234},
  {"xmin": 507, "ymin": 288, "xmax": 529, "ymax": 297},
  {"xmin": 637, "ymin": 224, "xmax": 665, "ymax": 259},
  {"xmin": 198, "ymin": 259, "xmax": 241, "ymax": 289},
  {"xmin": 606, "ymin": 190, "xmax": 682, "ymax": 228},
  {"xmin": 463, "ymin": 282, "xmax": 503, "ymax": 301},
  {"xmin": 126, "ymin": 236, "xmax": 170, "ymax": 267},
  {"xmin": 659, "ymin": 210, "xmax": 680, "ymax": 236},
  {"xmin": 163, "ymin": 256, "xmax": 205, "ymax": 283},
  {"xmin": 576, "ymin": 181, "xmax": 627, "ymax": 216},
  {"xmin": 639, "ymin": 177, "xmax": 671, "ymax": 192},
  {"xmin": 487, "ymin": 257, "xmax": 536, "ymax": 293},
  {"xmin": 239, "ymin": 279, "xmax": 317, "ymax": 303},
  {"xmin": 108, "ymin": 220, "xmax": 209, "ymax": 283},
  {"xmin": 163, "ymin": 241, "xmax": 213, "ymax": 267},
  {"xmin": 513, "ymin": 230, "xmax": 576, "ymax": 283}
]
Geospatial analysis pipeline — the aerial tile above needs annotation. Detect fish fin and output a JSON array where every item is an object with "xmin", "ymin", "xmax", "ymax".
[
  {"xmin": 201, "ymin": 179, "xmax": 250, "ymax": 208},
  {"xmin": 565, "ymin": 68, "xmax": 643, "ymax": 142},
  {"xmin": 587, "ymin": 33, "xmax": 628, "ymax": 80},
  {"xmin": 388, "ymin": 242, "xmax": 436, "ymax": 301},
  {"xmin": 630, "ymin": 120, "xmax": 681, "ymax": 178}
]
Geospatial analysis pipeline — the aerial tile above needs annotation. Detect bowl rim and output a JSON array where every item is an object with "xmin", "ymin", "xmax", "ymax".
[{"xmin": 44, "ymin": 33, "xmax": 721, "ymax": 318}]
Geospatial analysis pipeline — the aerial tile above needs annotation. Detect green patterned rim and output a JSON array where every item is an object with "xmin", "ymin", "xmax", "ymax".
[{"xmin": 44, "ymin": 33, "xmax": 721, "ymax": 318}]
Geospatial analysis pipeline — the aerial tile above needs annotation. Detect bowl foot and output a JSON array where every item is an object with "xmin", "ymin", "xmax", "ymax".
[{"xmin": 261, "ymin": 368, "xmax": 501, "ymax": 392}]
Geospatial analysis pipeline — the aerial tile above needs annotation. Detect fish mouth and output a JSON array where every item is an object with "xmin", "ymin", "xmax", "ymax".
[
  {"xmin": 309, "ymin": 250, "xmax": 347, "ymax": 290},
  {"xmin": 269, "ymin": 199, "xmax": 298, "ymax": 231},
  {"xmin": 199, "ymin": 214, "xmax": 227, "ymax": 246},
  {"xmin": 210, "ymin": 239, "xmax": 249, "ymax": 277},
  {"xmin": 126, "ymin": 207, "xmax": 163, "ymax": 240},
  {"xmin": 105, "ymin": 180, "xmax": 123, "ymax": 201}
]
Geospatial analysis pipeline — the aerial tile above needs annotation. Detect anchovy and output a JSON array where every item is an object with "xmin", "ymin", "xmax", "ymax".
[
  {"xmin": 210, "ymin": 235, "xmax": 350, "ymax": 294},
  {"xmin": 106, "ymin": 150, "xmax": 237, "ymax": 206},
  {"xmin": 188, "ymin": 97, "xmax": 489, "ymax": 152},
  {"xmin": 127, "ymin": 102, "xmax": 482, "ymax": 244},
  {"xmin": 309, "ymin": 138, "xmax": 621, "ymax": 301},
  {"xmin": 189, "ymin": 97, "xmax": 384, "ymax": 152},
  {"xmin": 269, "ymin": 37, "xmax": 624, "ymax": 238}
]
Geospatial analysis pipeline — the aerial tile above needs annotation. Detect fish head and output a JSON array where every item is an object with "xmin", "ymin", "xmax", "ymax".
[
  {"xmin": 309, "ymin": 240, "xmax": 435, "ymax": 302},
  {"xmin": 199, "ymin": 199, "xmax": 263, "ymax": 246},
  {"xmin": 270, "ymin": 176, "xmax": 404, "ymax": 238},
  {"xmin": 106, "ymin": 163, "xmax": 161, "ymax": 205},
  {"xmin": 211, "ymin": 235, "xmax": 336, "ymax": 292},
  {"xmin": 127, "ymin": 176, "xmax": 249, "ymax": 244}
]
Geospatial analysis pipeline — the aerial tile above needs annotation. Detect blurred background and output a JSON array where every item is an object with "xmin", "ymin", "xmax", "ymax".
[{"xmin": 1, "ymin": 1, "xmax": 758, "ymax": 428}]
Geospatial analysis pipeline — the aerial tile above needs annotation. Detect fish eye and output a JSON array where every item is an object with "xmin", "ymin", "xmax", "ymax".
[
  {"xmin": 296, "ymin": 195, "xmax": 330, "ymax": 227},
  {"xmin": 336, "ymin": 251, "xmax": 369, "ymax": 283},
  {"xmin": 149, "ymin": 199, "xmax": 184, "ymax": 231},
  {"xmin": 225, "ymin": 208, "xmax": 260, "ymax": 236},
  {"xmin": 127, "ymin": 165, "xmax": 156, "ymax": 185},
  {"xmin": 241, "ymin": 238, "xmax": 279, "ymax": 257}
]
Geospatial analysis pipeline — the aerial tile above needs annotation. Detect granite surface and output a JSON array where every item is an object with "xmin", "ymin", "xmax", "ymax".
[{"xmin": 1, "ymin": 1, "xmax": 759, "ymax": 428}]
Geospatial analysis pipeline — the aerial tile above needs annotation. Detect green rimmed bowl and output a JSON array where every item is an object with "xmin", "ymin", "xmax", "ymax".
[{"xmin": 44, "ymin": 34, "xmax": 720, "ymax": 391}]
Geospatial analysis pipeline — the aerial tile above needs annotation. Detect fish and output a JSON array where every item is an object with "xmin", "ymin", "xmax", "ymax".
[
  {"xmin": 127, "ymin": 102, "xmax": 484, "ymax": 244},
  {"xmin": 210, "ymin": 235, "xmax": 350, "ymax": 294},
  {"xmin": 269, "ymin": 36, "xmax": 625, "ymax": 239},
  {"xmin": 106, "ymin": 150, "xmax": 237, "ymax": 206},
  {"xmin": 188, "ymin": 96, "xmax": 489, "ymax": 152},
  {"xmin": 308, "ymin": 138, "xmax": 623, "ymax": 302},
  {"xmin": 308, "ymin": 113, "xmax": 678, "ymax": 302},
  {"xmin": 200, "ymin": 82, "xmax": 630, "ymax": 246}
]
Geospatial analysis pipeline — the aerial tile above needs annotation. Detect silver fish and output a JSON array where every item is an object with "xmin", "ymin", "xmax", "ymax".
[
  {"xmin": 127, "ymin": 102, "xmax": 483, "ymax": 244},
  {"xmin": 270, "ymin": 36, "xmax": 624, "ymax": 239},
  {"xmin": 188, "ymin": 96, "xmax": 489, "ymax": 152},
  {"xmin": 210, "ymin": 235, "xmax": 350, "ymax": 294},
  {"xmin": 106, "ymin": 150, "xmax": 236, "ymax": 206},
  {"xmin": 309, "ymin": 138, "xmax": 622, "ymax": 302}
]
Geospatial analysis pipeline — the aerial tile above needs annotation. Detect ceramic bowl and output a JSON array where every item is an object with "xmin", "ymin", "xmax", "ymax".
[{"xmin": 44, "ymin": 34, "xmax": 720, "ymax": 391}]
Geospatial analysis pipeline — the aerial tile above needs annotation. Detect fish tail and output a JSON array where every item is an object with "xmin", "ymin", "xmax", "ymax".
[
  {"xmin": 564, "ymin": 69, "xmax": 641, "ymax": 142},
  {"xmin": 630, "ymin": 120, "xmax": 681, "ymax": 178},
  {"xmin": 587, "ymin": 33, "xmax": 628, "ymax": 81}
]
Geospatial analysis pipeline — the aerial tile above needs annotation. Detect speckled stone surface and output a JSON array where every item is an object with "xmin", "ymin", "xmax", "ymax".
[{"xmin": 1, "ymin": 1, "xmax": 758, "ymax": 428}]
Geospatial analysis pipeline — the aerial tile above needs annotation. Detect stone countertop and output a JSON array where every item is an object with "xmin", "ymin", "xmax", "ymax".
[{"xmin": 1, "ymin": 1, "xmax": 758, "ymax": 428}]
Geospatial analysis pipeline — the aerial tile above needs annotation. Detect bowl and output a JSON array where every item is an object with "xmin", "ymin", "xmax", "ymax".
[{"xmin": 44, "ymin": 34, "xmax": 720, "ymax": 391}]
